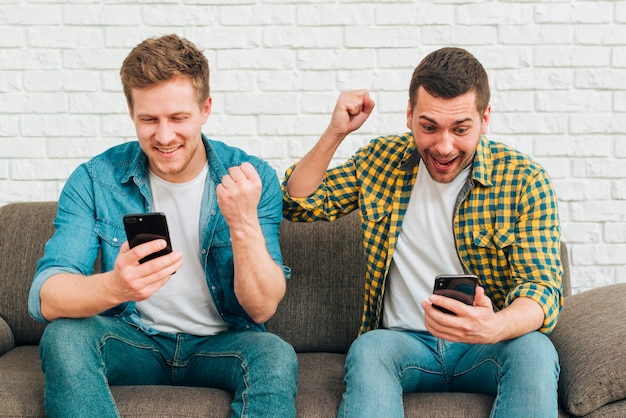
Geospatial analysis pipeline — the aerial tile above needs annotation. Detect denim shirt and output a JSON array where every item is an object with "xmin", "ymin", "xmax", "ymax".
[{"xmin": 28, "ymin": 135, "xmax": 289, "ymax": 334}]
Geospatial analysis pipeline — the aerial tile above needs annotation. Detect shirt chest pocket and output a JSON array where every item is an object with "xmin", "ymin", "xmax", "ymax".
[
  {"xmin": 472, "ymin": 229, "xmax": 515, "ymax": 250},
  {"xmin": 94, "ymin": 220, "xmax": 125, "ymax": 271}
]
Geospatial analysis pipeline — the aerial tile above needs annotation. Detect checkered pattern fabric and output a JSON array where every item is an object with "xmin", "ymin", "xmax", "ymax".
[{"xmin": 282, "ymin": 133, "xmax": 563, "ymax": 334}]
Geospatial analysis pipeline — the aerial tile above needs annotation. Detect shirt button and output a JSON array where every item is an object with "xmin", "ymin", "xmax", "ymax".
[
  {"xmin": 113, "ymin": 238, "xmax": 118, "ymax": 242},
  {"xmin": 202, "ymin": 249, "xmax": 207, "ymax": 254},
  {"xmin": 211, "ymin": 285, "xmax": 216, "ymax": 290}
]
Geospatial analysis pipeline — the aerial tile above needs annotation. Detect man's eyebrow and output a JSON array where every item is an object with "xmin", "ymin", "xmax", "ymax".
[
  {"xmin": 419, "ymin": 115, "xmax": 438, "ymax": 125},
  {"xmin": 418, "ymin": 115, "xmax": 473, "ymax": 125},
  {"xmin": 136, "ymin": 111, "xmax": 190, "ymax": 118},
  {"xmin": 454, "ymin": 117, "xmax": 473, "ymax": 125}
]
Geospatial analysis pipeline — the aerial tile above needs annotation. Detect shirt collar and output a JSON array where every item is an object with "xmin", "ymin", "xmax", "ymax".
[
  {"xmin": 122, "ymin": 145, "xmax": 148, "ymax": 186},
  {"xmin": 471, "ymin": 136, "xmax": 493, "ymax": 188},
  {"xmin": 399, "ymin": 132, "xmax": 418, "ymax": 171}
]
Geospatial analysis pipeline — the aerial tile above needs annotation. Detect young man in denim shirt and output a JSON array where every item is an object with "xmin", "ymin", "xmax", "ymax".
[
  {"xmin": 283, "ymin": 48, "xmax": 562, "ymax": 417},
  {"xmin": 28, "ymin": 34, "xmax": 297, "ymax": 418}
]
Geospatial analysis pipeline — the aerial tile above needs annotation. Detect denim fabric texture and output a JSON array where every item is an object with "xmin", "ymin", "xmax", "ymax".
[
  {"xmin": 40, "ymin": 316, "xmax": 297, "ymax": 418},
  {"xmin": 29, "ymin": 135, "xmax": 290, "ymax": 333},
  {"xmin": 337, "ymin": 329, "xmax": 559, "ymax": 418},
  {"xmin": 28, "ymin": 135, "xmax": 296, "ymax": 417}
]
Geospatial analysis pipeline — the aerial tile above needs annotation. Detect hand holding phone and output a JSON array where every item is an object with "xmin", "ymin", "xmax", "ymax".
[
  {"xmin": 432, "ymin": 274, "xmax": 478, "ymax": 315},
  {"xmin": 123, "ymin": 212, "xmax": 173, "ymax": 264}
]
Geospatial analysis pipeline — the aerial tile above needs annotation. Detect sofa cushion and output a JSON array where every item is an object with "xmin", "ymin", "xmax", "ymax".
[
  {"xmin": 583, "ymin": 399, "xmax": 626, "ymax": 418},
  {"xmin": 270, "ymin": 212, "xmax": 366, "ymax": 353},
  {"xmin": 549, "ymin": 283, "xmax": 626, "ymax": 416},
  {"xmin": 0, "ymin": 202, "xmax": 54, "ymax": 346},
  {"xmin": 0, "ymin": 317, "xmax": 14, "ymax": 356},
  {"xmin": 0, "ymin": 346, "xmax": 236, "ymax": 418},
  {"xmin": 0, "ymin": 346, "xmax": 45, "ymax": 417},
  {"xmin": 296, "ymin": 353, "xmax": 345, "ymax": 413}
]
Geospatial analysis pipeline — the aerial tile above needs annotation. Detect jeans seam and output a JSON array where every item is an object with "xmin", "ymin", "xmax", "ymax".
[
  {"xmin": 97, "ymin": 333, "xmax": 161, "ymax": 418},
  {"xmin": 194, "ymin": 351, "xmax": 249, "ymax": 418},
  {"xmin": 452, "ymin": 358, "xmax": 501, "ymax": 379}
]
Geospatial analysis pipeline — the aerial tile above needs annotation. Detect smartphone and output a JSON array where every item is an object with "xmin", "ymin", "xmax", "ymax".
[
  {"xmin": 123, "ymin": 212, "xmax": 172, "ymax": 263},
  {"xmin": 432, "ymin": 274, "xmax": 478, "ymax": 315}
]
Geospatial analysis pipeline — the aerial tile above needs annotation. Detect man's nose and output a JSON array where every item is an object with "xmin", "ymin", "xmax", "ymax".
[
  {"xmin": 433, "ymin": 131, "xmax": 455, "ymax": 156},
  {"xmin": 155, "ymin": 121, "xmax": 176, "ymax": 143}
]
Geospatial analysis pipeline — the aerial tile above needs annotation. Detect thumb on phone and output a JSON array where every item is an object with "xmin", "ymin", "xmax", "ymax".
[{"xmin": 473, "ymin": 286, "xmax": 492, "ymax": 308}]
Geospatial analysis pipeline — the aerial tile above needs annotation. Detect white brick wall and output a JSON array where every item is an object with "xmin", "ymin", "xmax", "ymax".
[{"xmin": 0, "ymin": 0, "xmax": 624, "ymax": 294}]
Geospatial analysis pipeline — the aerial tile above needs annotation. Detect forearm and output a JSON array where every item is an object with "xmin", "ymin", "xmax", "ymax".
[
  {"xmin": 492, "ymin": 297, "xmax": 545, "ymax": 342},
  {"xmin": 230, "ymin": 220, "xmax": 286, "ymax": 324},
  {"xmin": 39, "ymin": 272, "xmax": 122, "ymax": 321},
  {"xmin": 286, "ymin": 128, "xmax": 346, "ymax": 198}
]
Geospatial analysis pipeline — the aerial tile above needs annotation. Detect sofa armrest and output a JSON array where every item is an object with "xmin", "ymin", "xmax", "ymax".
[
  {"xmin": 549, "ymin": 283, "xmax": 626, "ymax": 416},
  {"xmin": 0, "ymin": 316, "xmax": 16, "ymax": 356}
]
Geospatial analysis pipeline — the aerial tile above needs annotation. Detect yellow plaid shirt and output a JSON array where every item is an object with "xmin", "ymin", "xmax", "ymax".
[{"xmin": 282, "ymin": 133, "xmax": 563, "ymax": 335}]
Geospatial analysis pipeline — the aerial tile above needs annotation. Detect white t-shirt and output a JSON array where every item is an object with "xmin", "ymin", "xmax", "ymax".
[
  {"xmin": 135, "ymin": 164, "xmax": 228, "ymax": 336},
  {"xmin": 382, "ymin": 159, "xmax": 471, "ymax": 332}
]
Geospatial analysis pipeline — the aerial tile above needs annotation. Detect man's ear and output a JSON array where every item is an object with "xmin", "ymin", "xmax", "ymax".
[
  {"xmin": 201, "ymin": 96, "xmax": 212, "ymax": 123},
  {"xmin": 405, "ymin": 100, "xmax": 413, "ymax": 130},
  {"xmin": 481, "ymin": 105, "xmax": 491, "ymax": 134}
]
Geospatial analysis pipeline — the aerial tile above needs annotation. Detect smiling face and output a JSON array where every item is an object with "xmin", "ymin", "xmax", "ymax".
[
  {"xmin": 129, "ymin": 76, "xmax": 211, "ymax": 183},
  {"xmin": 406, "ymin": 86, "xmax": 490, "ymax": 184}
]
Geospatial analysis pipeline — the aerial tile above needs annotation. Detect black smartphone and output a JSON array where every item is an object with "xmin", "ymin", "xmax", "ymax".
[
  {"xmin": 432, "ymin": 274, "xmax": 478, "ymax": 315},
  {"xmin": 123, "ymin": 212, "xmax": 172, "ymax": 263}
]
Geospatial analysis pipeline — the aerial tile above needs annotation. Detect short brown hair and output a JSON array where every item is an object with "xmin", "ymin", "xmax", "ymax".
[
  {"xmin": 120, "ymin": 34, "xmax": 210, "ymax": 109},
  {"xmin": 409, "ymin": 47, "xmax": 490, "ymax": 115}
]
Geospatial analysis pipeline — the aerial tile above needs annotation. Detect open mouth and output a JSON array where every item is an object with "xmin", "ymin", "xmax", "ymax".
[
  {"xmin": 433, "ymin": 156, "xmax": 457, "ymax": 168},
  {"xmin": 155, "ymin": 146, "xmax": 181, "ymax": 155}
]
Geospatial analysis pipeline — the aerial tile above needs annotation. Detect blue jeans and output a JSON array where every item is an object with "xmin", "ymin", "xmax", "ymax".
[
  {"xmin": 337, "ymin": 329, "xmax": 559, "ymax": 418},
  {"xmin": 39, "ymin": 316, "xmax": 298, "ymax": 418}
]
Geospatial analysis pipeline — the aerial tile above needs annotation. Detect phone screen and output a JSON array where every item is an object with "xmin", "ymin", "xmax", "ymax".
[
  {"xmin": 432, "ymin": 274, "xmax": 478, "ymax": 315},
  {"xmin": 123, "ymin": 212, "xmax": 172, "ymax": 263}
]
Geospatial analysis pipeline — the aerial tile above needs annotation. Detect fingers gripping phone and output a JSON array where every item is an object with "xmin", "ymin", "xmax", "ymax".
[
  {"xmin": 432, "ymin": 274, "xmax": 478, "ymax": 315},
  {"xmin": 123, "ymin": 212, "xmax": 173, "ymax": 264}
]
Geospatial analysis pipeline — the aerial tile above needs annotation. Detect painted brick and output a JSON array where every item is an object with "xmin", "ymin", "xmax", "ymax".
[
  {"xmin": 560, "ymin": 221, "xmax": 603, "ymax": 244},
  {"xmin": 0, "ymin": 5, "xmax": 61, "ymax": 25},
  {"xmin": 0, "ymin": 0, "xmax": 624, "ymax": 295},
  {"xmin": 0, "ymin": 116, "xmax": 19, "ymax": 137},
  {"xmin": 605, "ymin": 222, "xmax": 626, "ymax": 243},
  {"xmin": 64, "ymin": 6, "xmax": 140, "ymax": 26},
  {"xmin": 24, "ymin": 71, "xmax": 99, "ymax": 92},
  {"xmin": 613, "ymin": 180, "xmax": 626, "ymax": 200},
  {"xmin": 570, "ymin": 266, "xmax": 616, "ymax": 292},
  {"xmin": 297, "ymin": 4, "xmax": 374, "ymax": 26}
]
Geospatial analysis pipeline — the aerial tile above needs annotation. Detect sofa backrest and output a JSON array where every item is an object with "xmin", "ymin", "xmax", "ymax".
[
  {"xmin": 0, "ymin": 201, "xmax": 570, "ymax": 352},
  {"xmin": 0, "ymin": 202, "xmax": 55, "ymax": 345},
  {"xmin": 0, "ymin": 201, "xmax": 366, "ymax": 351},
  {"xmin": 268, "ymin": 211, "xmax": 366, "ymax": 354}
]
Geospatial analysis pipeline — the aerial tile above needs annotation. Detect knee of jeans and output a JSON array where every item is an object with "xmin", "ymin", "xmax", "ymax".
[
  {"xmin": 346, "ymin": 329, "xmax": 396, "ymax": 365},
  {"xmin": 251, "ymin": 333, "xmax": 297, "ymax": 375},
  {"xmin": 40, "ymin": 318, "xmax": 106, "ymax": 358},
  {"xmin": 39, "ymin": 318, "xmax": 104, "ymax": 373},
  {"xmin": 503, "ymin": 332, "xmax": 559, "ymax": 373}
]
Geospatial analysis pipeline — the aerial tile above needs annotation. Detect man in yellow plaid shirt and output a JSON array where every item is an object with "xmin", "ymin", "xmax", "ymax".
[{"xmin": 282, "ymin": 47, "xmax": 563, "ymax": 417}]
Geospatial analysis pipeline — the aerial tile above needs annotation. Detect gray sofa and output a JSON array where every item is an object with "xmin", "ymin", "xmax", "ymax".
[{"xmin": 1, "ymin": 201, "xmax": 625, "ymax": 417}]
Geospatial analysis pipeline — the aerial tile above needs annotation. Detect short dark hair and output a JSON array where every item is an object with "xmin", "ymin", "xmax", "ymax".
[
  {"xmin": 409, "ymin": 47, "xmax": 490, "ymax": 115},
  {"xmin": 120, "ymin": 34, "xmax": 210, "ymax": 110}
]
